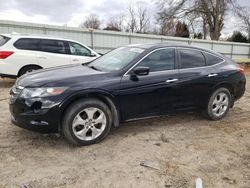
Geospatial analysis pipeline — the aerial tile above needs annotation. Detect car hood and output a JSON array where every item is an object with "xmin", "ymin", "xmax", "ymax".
[{"xmin": 16, "ymin": 64, "xmax": 108, "ymax": 88}]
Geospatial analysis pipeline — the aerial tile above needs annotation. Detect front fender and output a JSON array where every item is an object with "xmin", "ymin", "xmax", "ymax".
[{"xmin": 58, "ymin": 88, "xmax": 121, "ymax": 130}]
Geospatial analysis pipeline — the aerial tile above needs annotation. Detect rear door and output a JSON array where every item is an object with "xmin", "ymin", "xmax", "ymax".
[
  {"xmin": 176, "ymin": 48, "xmax": 214, "ymax": 109},
  {"xmin": 11, "ymin": 38, "xmax": 40, "ymax": 75},
  {"xmin": 67, "ymin": 41, "xmax": 98, "ymax": 64},
  {"xmin": 36, "ymin": 39, "xmax": 71, "ymax": 68},
  {"xmin": 119, "ymin": 48, "xmax": 180, "ymax": 120}
]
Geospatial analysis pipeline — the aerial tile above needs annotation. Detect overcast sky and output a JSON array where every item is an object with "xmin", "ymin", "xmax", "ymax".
[{"xmin": 0, "ymin": 0, "xmax": 248, "ymax": 37}]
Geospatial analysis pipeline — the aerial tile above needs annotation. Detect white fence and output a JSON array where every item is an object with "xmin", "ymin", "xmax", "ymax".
[{"xmin": 0, "ymin": 20, "xmax": 250, "ymax": 59}]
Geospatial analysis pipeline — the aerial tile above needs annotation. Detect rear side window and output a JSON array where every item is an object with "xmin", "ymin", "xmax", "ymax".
[
  {"xmin": 138, "ymin": 48, "xmax": 175, "ymax": 72},
  {"xmin": 179, "ymin": 49, "xmax": 206, "ymax": 69},
  {"xmin": 40, "ymin": 39, "xmax": 67, "ymax": 54},
  {"xmin": 204, "ymin": 52, "xmax": 223, "ymax": 66},
  {"xmin": 14, "ymin": 38, "xmax": 40, "ymax": 51},
  {"xmin": 0, "ymin": 35, "xmax": 10, "ymax": 46}
]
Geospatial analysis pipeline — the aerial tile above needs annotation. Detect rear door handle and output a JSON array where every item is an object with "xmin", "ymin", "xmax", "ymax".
[
  {"xmin": 38, "ymin": 56, "xmax": 47, "ymax": 59},
  {"xmin": 73, "ymin": 59, "xmax": 79, "ymax": 62},
  {"xmin": 166, "ymin": 78, "xmax": 178, "ymax": 83},
  {"xmin": 208, "ymin": 73, "xmax": 218, "ymax": 77}
]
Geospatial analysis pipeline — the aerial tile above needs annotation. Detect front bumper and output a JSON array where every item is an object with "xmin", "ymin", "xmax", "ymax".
[{"xmin": 9, "ymin": 97, "xmax": 61, "ymax": 133}]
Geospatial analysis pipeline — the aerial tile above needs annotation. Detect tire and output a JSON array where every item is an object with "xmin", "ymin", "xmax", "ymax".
[
  {"xmin": 18, "ymin": 65, "xmax": 41, "ymax": 77},
  {"xmin": 203, "ymin": 88, "xmax": 232, "ymax": 120},
  {"xmin": 62, "ymin": 98, "xmax": 112, "ymax": 146}
]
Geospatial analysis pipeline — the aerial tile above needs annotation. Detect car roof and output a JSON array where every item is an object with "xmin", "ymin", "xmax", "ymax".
[
  {"xmin": 1, "ymin": 33, "xmax": 79, "ymax": 43},
  {"xmin": 126, "ymin": 42, "xmax": 224, "ymax": 57},
  {"xmin": 127, "ymin": 42, "xmax": 204, "ymax": 50}
]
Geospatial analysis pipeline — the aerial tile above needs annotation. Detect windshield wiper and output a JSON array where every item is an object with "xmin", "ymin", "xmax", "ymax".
[
  {"xmin": 89, "ymin": 65, "xmax": 101, "ymax": 71},
  {"xmin": 83, "ymin": 63, "xmax": 102, "ymax": 71}
]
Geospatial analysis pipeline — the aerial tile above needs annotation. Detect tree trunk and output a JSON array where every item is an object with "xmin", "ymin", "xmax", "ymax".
[
  {"xmin": 210, "ymin": 32, "xmax": 221, "ymax": 40},
  {"xmin": 203, "ymin": 20, "xmax": 207, "ymax": 40},
  {"xmin": 209, "ymin": 23, "xmax": 221, "ymax": 40}
]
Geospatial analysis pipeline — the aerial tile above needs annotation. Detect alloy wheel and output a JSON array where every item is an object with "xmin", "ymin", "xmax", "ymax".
[
  {"xmin": 211, "ymin": 92, "xmax": 229, "ymax": 117},
  {"xmin": 72, "ymin": 107, "xmax": 107, "ymax": 141}
]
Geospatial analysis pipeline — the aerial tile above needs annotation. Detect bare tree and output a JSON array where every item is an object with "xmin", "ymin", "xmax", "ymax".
[
  {"xmin": 158, "ymin": 19, "xmax": 176, "ymax": 36},
  {"xmin": 175, "ymin": 21, "xmax": 190, "ymax": 38},
  {"xmin": 235, "ymin": 5, "xmax": 250, "ymax": 41},
  {"xmin": 126, "ymin": 1, "xmax": 150, "ymax": 33},
  {"xmin": 202, "ymin": 15, "xmax": 208, "ymax": 39},
  {"xmin": 80, "ymin": 14, "xmax": 101, "ymax": 29},
  {"xmin": 137, "ymin": 2, "xmax": 150, "ymax": 33},
  {"xmin": 104, "ymin": 15, "xmax": 125, "ymax": 31},
  {"xmin": 185, "ymin": 12, "xmax": 208, "ymax": 39},
  {"xmin": 127, "ymin": 1, "xmax": 137, "ymax": 33},
  {"xmin": 156, "ymin": 0, "xmax": 234, "ymax": 40}
]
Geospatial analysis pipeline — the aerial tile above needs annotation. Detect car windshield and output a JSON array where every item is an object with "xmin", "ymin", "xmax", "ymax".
[
  {"xmin": 0, "ymin": 35, "xmax": 10, "ymax": 46},
  {"xmin": 87, "ymin": 47, "xmax": 144, "ymax": 72}
]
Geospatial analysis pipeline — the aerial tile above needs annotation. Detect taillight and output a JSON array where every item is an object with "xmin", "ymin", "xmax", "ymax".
[
  {"xmin": 0, "ymin": 51, "xmax": 14, "ymax": 59},
  {"xmin": 237, "ymin": 65, "xmax": 245, "ymax": 74}
]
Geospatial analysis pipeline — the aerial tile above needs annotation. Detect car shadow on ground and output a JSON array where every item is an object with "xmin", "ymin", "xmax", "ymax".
[
  {"xmin": 0, "ymin": 78, "xmax": 15, "ymax": 88},
  {"xmin": 8, "ymin": 111, "xmax": 209, "ymax": 149}
]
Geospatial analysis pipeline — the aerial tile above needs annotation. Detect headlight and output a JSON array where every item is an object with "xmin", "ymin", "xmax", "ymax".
[{"xmin": 20, "ymin": 87, "xmax": 68, "ymax": 98}]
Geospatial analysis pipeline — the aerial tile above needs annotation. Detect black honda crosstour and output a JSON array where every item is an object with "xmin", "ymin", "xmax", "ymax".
[{"xmin": 9, "ymin": 43, "xmax": 246, "ymax": 146}]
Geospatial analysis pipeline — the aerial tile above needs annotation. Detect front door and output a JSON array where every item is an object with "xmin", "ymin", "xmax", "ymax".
[
  {"xmin": 67, "ymin": 42, "xmax": 97, "ymax": 64},
  {"xmin": 118, "ymin": 48, "xmax": 180, "ymax": 120}
]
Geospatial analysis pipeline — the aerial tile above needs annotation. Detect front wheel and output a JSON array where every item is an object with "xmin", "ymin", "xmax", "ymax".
[
  {"xmin": 203, "ymin": 88, "xmax": 232, "ymax": 120},
  {"xmin": 62, "ymin": 99, "xmax": 112, "ymax": 146}
]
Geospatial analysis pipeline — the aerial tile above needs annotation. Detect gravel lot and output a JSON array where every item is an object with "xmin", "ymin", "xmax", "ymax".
[{"xmin": 0, "ymin": 75, "xmax": 249, "ymax": 188}]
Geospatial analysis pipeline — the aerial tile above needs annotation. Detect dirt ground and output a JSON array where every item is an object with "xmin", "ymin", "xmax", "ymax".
[{"xmin": 0, "ymin": 75, "xmax": 249, "ymax": 188}]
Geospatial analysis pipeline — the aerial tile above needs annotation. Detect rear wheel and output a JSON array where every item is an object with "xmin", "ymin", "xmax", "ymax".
[
  {"xmin": 62, "ymin": 99, "xmax": 112, "ymax": 146},
  {"xmin": 203, "ymin": 88, "xmax": 231, "ymax": 120},
  {"xmin": 18, "ymin": 65, "xmax": 41, "ymax": 77}
]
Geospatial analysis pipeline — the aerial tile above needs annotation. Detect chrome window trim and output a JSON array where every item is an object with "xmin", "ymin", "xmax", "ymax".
[
  {"xmin": 177, "ymin": 60, "xmax": 225, "ymax": 71},
  {"xmin": 123, "ymin": 47, "xmax": 226, "ymax": 77},
  {"xmin": 177, "ymin": 47, "xmax": 225, "ymax": 70}
]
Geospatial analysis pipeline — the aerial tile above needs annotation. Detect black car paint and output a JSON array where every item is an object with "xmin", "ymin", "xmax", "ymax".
[{"xmin": 9, "ymin": 44, "xmax": 246, "ymax": 133}]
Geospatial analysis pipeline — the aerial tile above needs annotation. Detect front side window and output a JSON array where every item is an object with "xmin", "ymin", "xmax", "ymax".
[
  {"xmin": 179, "ymin": 49, "xmax": 206, "ymax": 69},
  {"xmin": 137, "ymin": 48, "xmax": 175, "ymax": 72},
  {"xmin": 204, "ymin": 52, "xmax": 223, "ymax": 66},
  {"xmin": 14, "ymin": 38, "xmax": 40, "ymax": 51},
  {"xmin": 88, "ymin": 47, "xmax": 144, "ymax": 72},
  {"xmin": 69, "ymin": 42, "xmax": 91, "ymax": 56},
  {"xmin": 40, "ymin": 39, "xmax": 67, "ymax": 54}
]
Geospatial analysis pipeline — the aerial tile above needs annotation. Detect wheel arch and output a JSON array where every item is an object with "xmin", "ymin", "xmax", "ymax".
[
  {"xmin": 211, "ymin": 82, "xmax": 235, "ymax": 107},
  {"xmin": 18, "ymin": 64, "xmax": 43, "ymax": 77},
  {"xmin": 58, "ymin": 90, "xmax": 121, "ymax": 132},
  {"xmin": 212, "ymin": 82, "xmax": 234, "ymax": 96}
]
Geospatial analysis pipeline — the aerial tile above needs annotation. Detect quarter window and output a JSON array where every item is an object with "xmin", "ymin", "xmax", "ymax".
[
  {"xmin": 40, "ymin": 39, "xmax": 67, "ymax": 54},
  {"xmin": 179, "ymin": 49, "xmax": 206, "ymax": 69},
  {"xmin": 69, "ymin": 42, "xmax": 91, "ymax": 56},
  {"xmin": 14, "ymin": 38, "xmax": 40, "ymax": 51},
  {"xmin": 0, "ymin": 35, "xmax": 10, "ymax": 47},
  {"xmin": 138, "ymin": 48, "xmax": 175, "ymax": 72},
  {"xmin": 204, "ymin": 52, "xmax": 223, "ymax": 66}
]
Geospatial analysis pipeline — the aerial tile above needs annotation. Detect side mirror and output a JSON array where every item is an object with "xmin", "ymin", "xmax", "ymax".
[
  {"xmin": 90, "ymin": 52, "xmax": 97, "ymax": 57},
  {"xmin": 133, "ymin": 66, "xmax": 150, "ymax": 76}
]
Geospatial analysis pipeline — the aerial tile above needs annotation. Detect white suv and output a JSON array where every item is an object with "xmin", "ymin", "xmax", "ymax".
[{"xmin": 0, "ymin": 34, "xmax": 100, "ymax": 78}]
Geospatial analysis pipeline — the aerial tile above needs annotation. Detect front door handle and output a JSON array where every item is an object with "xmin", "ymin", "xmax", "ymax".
[
  {"xmin": 73, "ymin": 59, "xmax": 79, "ymax": 62},
  {"xmin": 208, "ymin": 73, "xmax": 218, "ymax": 77},
  {"xmin": 166, "ymin": 78, "xmax": 178, "ymax": 83}
]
